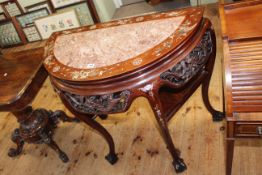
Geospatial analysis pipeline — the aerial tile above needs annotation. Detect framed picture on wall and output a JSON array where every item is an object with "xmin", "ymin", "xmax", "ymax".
[
  {"xmin": 25, "ymin": 1, "xmax": 54, "ymax": 14},
  {"xmin": 56, "ymin": 2, "xmax": 94, "ymax": 26},
  {"xmin": 35, "ymin": 9, "xmax": 80, "ymax": 39},
  {"xmin": 0, "ymin": 20, "xmax": 23, "ymax": 48},
  {"xmin": 0, "ymin": 12, "xmax": 7, "ymax": 21},
  {"xmin": 0, "ymin": 0, "xmax": 23, "ymax": 18},
  {"xmin": 49, "ymin": 0, "xmax": 85, "ymax": 9},
  {"xmin": 23, "ymin": 25, "xmax": 42, "ymax": 42},
  {"xmin": 16, "ymin": 8, "xmax": 49, "ymax": 28}
]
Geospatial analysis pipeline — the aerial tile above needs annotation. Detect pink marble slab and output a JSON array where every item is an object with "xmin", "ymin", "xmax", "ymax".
[{"xmin": 54, "ymin": 16, "xmax": 185, "ymax": 69}]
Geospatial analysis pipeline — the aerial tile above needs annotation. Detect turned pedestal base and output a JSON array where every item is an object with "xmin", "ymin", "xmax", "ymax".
[{"xmin": 9, "ymin": 107, "xmax": 79, "ymax": 162}]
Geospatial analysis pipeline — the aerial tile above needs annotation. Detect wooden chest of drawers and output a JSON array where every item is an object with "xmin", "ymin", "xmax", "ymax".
[{"xmin": 219, "ymin": 1, "xmax": 262, "ymax": 174}]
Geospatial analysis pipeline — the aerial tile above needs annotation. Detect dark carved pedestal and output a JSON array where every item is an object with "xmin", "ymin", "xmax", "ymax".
[{"xmin": 9, "ymin": 106, "xmax": 79, "ymax": 162}]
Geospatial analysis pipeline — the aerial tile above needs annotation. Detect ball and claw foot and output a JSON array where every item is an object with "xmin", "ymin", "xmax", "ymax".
[
  {"xmin": 105, "ymin": 153, "xmax": 118, "ymax": 165},
  {"xmin": 8, "ymin": 148, "xmax": 22, "ymax": 157},
  {"xmin": 173, "ymin": 158, "xmax": 187, "ymax": 173},
  {"xmin": 8, "ymin": 129, "xmax": 24, "ymax": 157},
  {"xmin": 212, "ymin": 111, "xmax": 225, "ymax": 122},
  {"xmin": 59, "ymin": 151, "xmax": 69, "ymax": 163}
]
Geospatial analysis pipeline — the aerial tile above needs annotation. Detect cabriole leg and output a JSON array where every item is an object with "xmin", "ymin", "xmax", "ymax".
[
  {"xmin": 8, "ymin": 129, "xmax": 24, "ymax": 157},
  {"xmin": 201, "ymin": 76, "xmax": 224, "ymax": 121},
  {"xmin": 76, "ymin": 113, "xmax": 118, "ymax": 165},
  {"xmin": 147, "ymin": 91, "xmax": 187, "ymax": 173},
  {"xmin": 47, "ymin": 139, "xmax": 69, "ymax": 163}
]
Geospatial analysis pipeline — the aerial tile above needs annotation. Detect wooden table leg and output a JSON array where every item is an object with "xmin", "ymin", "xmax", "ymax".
[
  {"xmin": 201, "ymin": 28, "xmax": 224, "ymax": 122},
  {"xmin": 226, "ymin": 139, "xmax": 235, "ymax": 175},
  {"xmin": 72, "ymin": 113, "xmax": 118, "ymax": 165},
  {"xmin": 9, "ymin": 106, "xmax": 79, "ymax": 162},
  {"xmin": 147, "ymin": 91, "xmax": 187, "ymax": 173}
]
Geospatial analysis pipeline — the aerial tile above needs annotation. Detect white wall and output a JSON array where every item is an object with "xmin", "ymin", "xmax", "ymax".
[{"xmin": 93, "ymin": 0, "xmax": 117, "ymax": 22}]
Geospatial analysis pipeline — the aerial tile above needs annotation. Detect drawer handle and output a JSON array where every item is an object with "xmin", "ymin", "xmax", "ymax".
[{"xmin": 257, "ymin": 126, "xmax": 262, "ymax": 137}]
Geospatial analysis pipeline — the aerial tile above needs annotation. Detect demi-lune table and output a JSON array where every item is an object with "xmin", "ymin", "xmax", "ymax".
[{"xmin": 44, "ymin": 7, "xmax": 223, "ymax": 173}]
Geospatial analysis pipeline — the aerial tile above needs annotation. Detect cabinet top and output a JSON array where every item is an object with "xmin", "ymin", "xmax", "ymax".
[
  {"xmin": 44, "ymin": 7, "xmax": 204, "ymax": 81},
  {"xmin": 220, "ymin": 0, "xmax": 262, "ymax": 41}
]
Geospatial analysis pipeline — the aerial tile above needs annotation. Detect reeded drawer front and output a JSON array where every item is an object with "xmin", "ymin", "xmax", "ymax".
[{"xmin": 235, "ymin": 122, "xmax": 262, "ymax": 138}]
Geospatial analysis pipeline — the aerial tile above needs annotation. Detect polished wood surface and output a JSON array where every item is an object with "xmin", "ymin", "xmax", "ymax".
[
  {"xmin": 0, "ymin": 48, "xmax": 45, "ymax": 111},
  {"xmin": 220, "ymin": 1, "xmax": 262, "ymax": 175},
  {"xmin": 0, "ymin": 4, "xmax": 262, "ymax": 175}
]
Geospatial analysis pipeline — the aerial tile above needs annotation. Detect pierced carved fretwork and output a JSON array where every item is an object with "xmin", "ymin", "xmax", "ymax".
[
  {"xmin": 62, "ymin": 90, "xmax": 131, "ymax": 114},
  {"xmin": 160, "ymin": 30, "xmax": 213, "ymax": 86}
]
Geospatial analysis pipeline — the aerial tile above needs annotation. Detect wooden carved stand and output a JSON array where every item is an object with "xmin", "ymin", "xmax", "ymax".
[
  {"xmin": 44, "ymin": 8, "xmax": 224, "ymax": 173},
  {"xmin": 9, "ymin": 106, "xmax": 79, "ymax": 162},
  {"xmin": 0, "ymin": 48, "xmax": 79, "ymax": 162}
]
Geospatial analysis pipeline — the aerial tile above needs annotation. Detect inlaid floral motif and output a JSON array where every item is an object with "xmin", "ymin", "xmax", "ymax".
[
  {"xmin": 132, "ymin": 58, "xmax": 143, "ymax": 66},
  {"xmin": 52, "ymin": 66, "xmax": 60, "ymax": 72},
  {"xmin": 43, "ymin": 8, "xmax": 204, "ymax": 81},
  {"xmin": 71, "ymin": 70, "xmax": 89, "ymax": 80}
]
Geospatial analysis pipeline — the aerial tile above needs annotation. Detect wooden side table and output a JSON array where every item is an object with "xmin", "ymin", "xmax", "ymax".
[
  {"xmin": 0, "ymin": 48, "xmax": 78, "ymax": 162},
  {"xmin": 219, "ymin": 1, "xmax": 262, "ymax": 175},
  {"xmin": 44, "ymin": 7, "xmax": 224, "ymax": 174}
]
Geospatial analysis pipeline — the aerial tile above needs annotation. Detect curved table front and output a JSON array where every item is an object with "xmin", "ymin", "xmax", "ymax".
[{"xmin": 44, "ymin": 7, "xmax": 223, "ymax": 174}]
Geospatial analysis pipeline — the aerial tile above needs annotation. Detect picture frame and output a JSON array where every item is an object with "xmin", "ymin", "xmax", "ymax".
[
  {"xmin": 56, "ymin": 2, "xmax": 94, "ymax": 26},
  {"xmin": 35, "ymin": 9, "xmax": 80, "ymax": 39},
  {"xmin": 49, "ymin": 0, "xmax": 85, "ymax": 9},
  {"xmin": 23, "ymin": 25, "xmax": 42, "ymax": 42},
  {"xmin": 16, "ymin": 8, "xmax": 49, "ymax": 28},
  {"xmin": 0, "ymin": 0, "xmax": 23, "ymax": 18},
  {"xmin": 0, "ymin": 12, "xmax": 7, "ymax": 21},
  {"xmin": 25, "ymin": 1, "xmax": 54, "ymax": 14},
  {"xmin": 0, "ymin": 20, "xmax": 23, "ymax": 48}
]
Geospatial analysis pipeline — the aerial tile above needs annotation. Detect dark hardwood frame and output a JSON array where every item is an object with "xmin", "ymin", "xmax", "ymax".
[
  {"xmin": 44, "ymin": 8, "xmax": 223, "ymax": 173},
  {"xmin": 16, "ymin": 7, "xmax": 50, "ymax": 28},
  {"xmin": 0, "ymin": 17, "xmax": 26, "ymax": 48},
  {"xmin": 22, "ymin": 25, "xmax": 42, "ymax": 42},
  {"xmin": 0, "ymin": 0, "xmax": 23, "ymax": 18},
  {"xmin": 0, "ymin": 12, "xmax": 7, "ymax": 21},
  {"xmin": 86, "ymin": 0, "xmax": 100, "ymax": 23}
]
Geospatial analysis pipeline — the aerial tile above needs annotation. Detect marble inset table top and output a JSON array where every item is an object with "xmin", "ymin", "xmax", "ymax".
[
  {"xmin": 54, "ymin": 16, "xmax": 185, "ymax": 69},
  {"xmin": 44, "ymin": 7, "xmax": 204, "ymax": 81}
]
